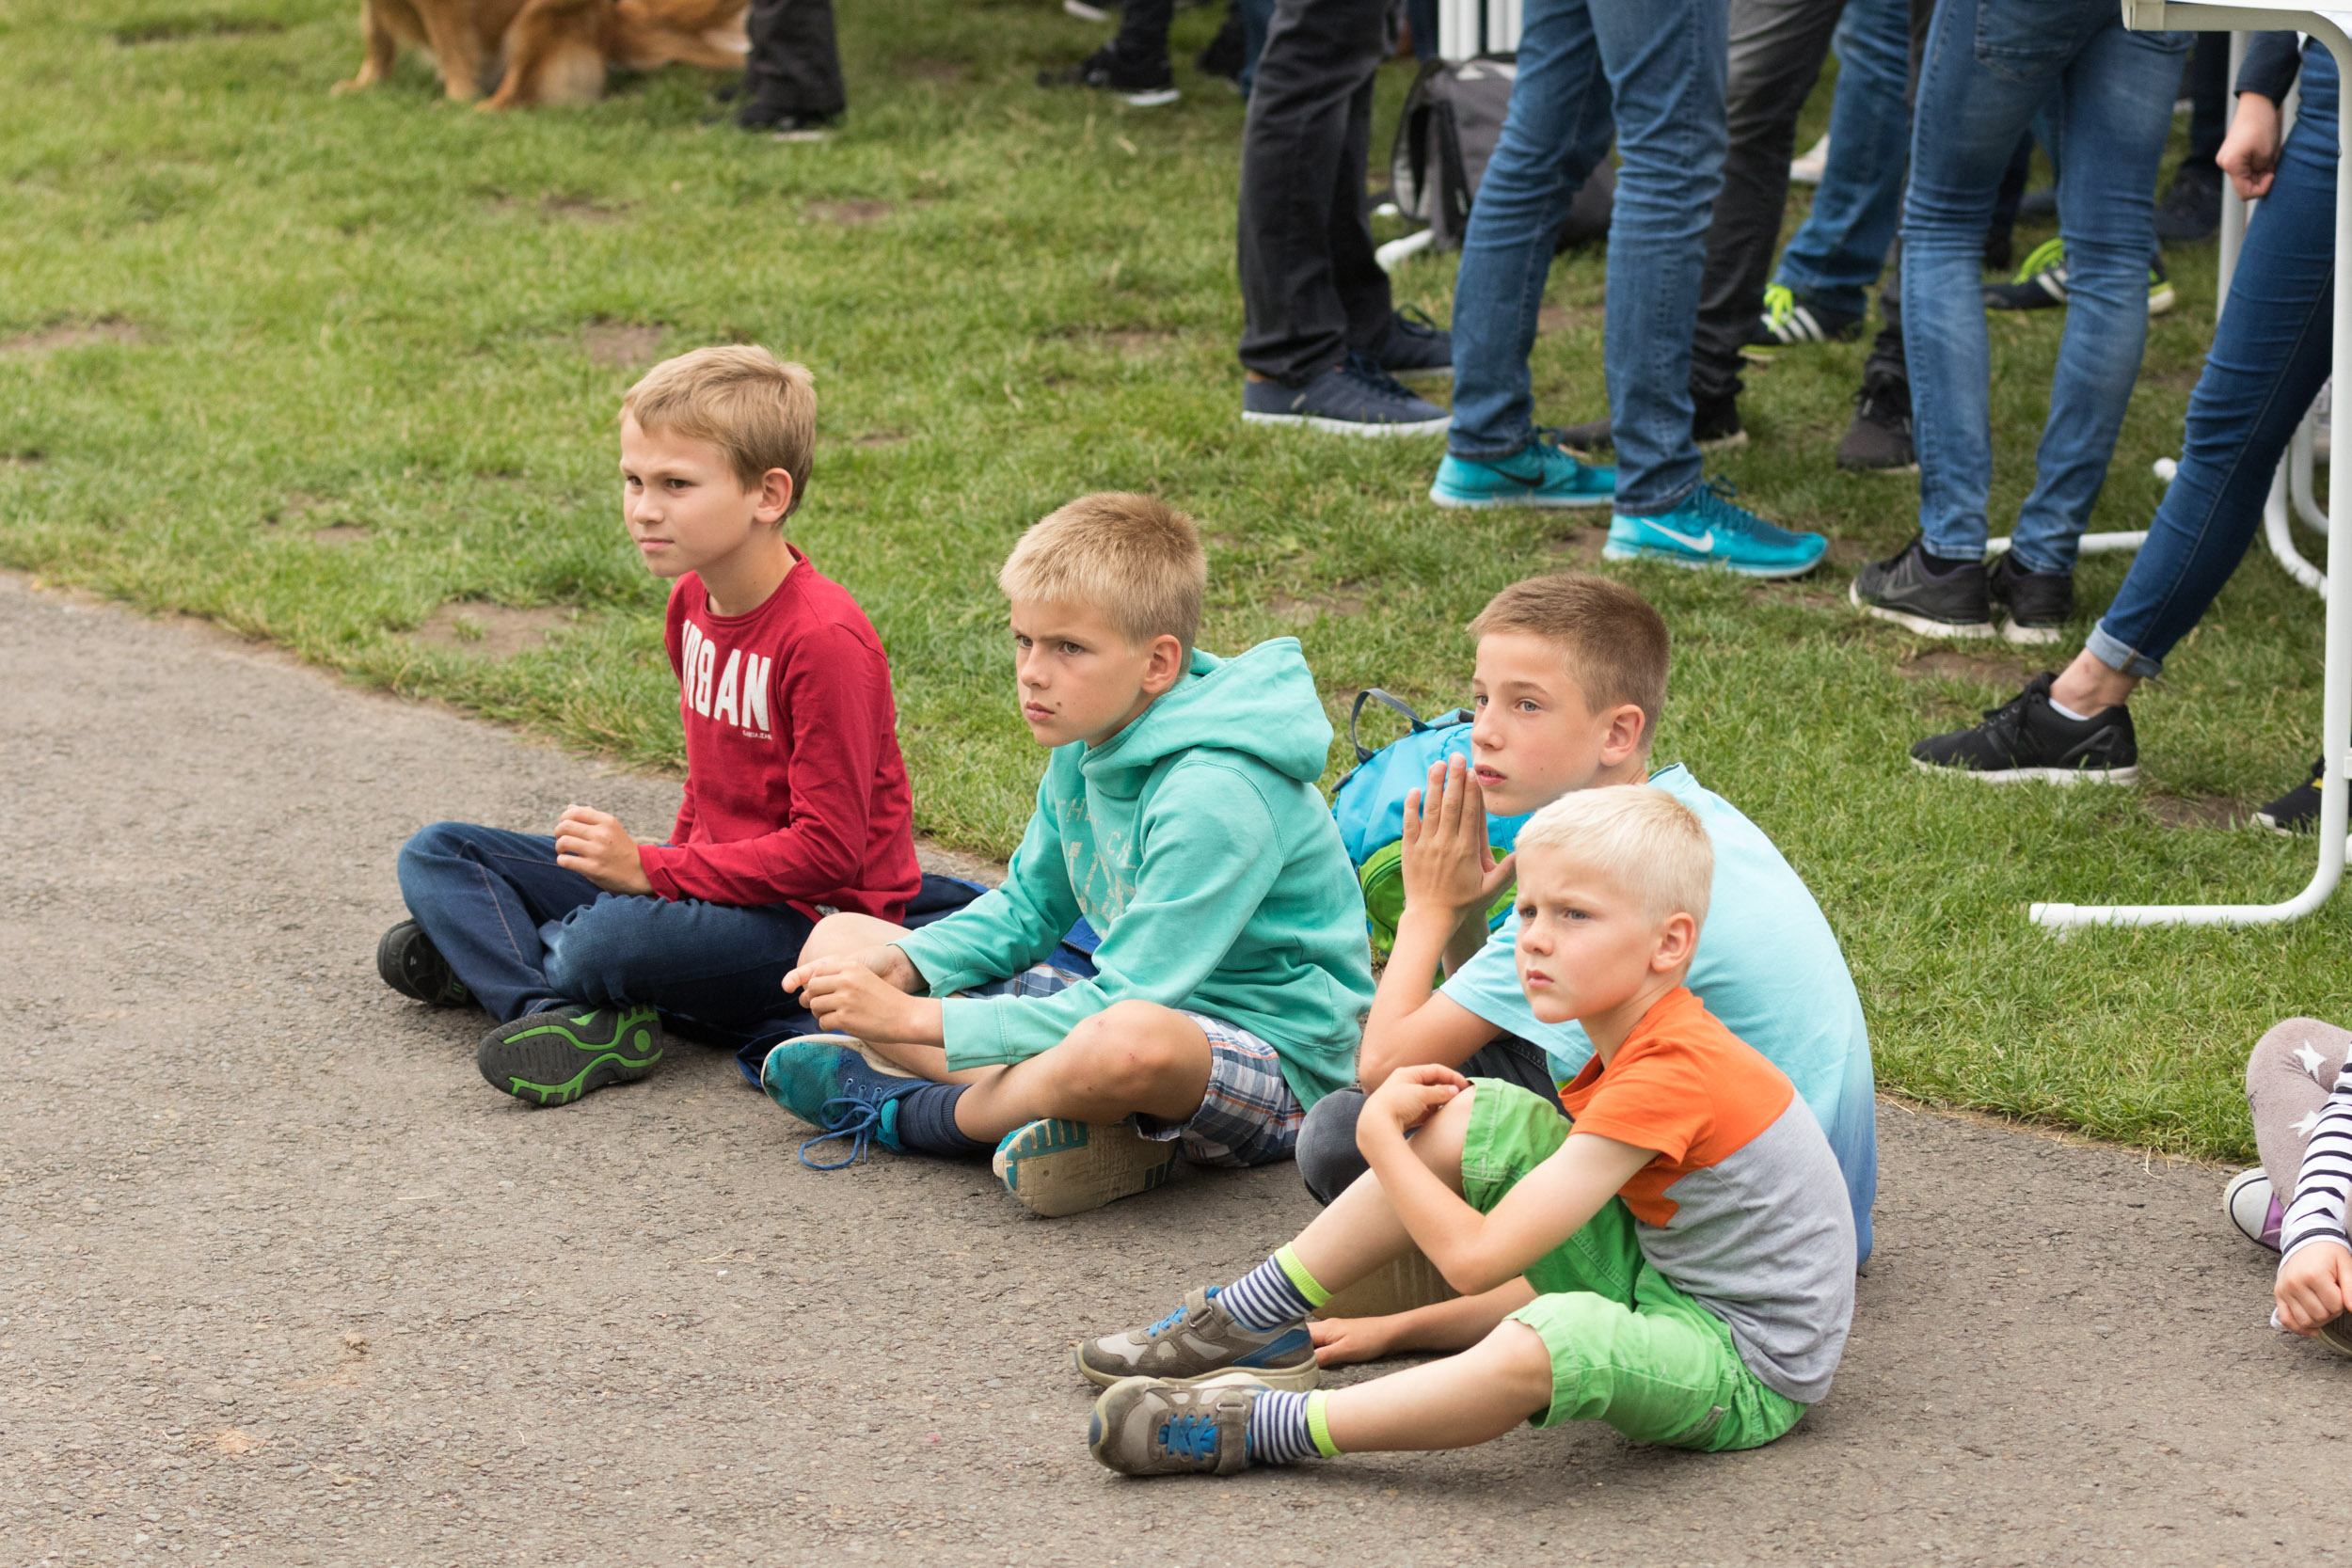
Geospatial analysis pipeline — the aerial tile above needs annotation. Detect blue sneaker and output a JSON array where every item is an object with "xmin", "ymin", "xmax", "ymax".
[
  {"xmin": 1604, "ymin": 481, "xmax": 1827, "ymax": 578},
  {"xmin": 1430, "ymin": 437, "xmax": 1616, "ymax": 509},
  {"xmin": 1242, "ymin": 354, "xmax": 1450, "ymax": 436},
  {"xmin": 758, "ymin": 1035, "xmax": 927, "ymax": 1169}
]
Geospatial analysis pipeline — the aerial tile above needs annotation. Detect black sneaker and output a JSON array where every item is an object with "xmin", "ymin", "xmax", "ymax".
[
  {"xmin": 1911, "ymin": 673, "xmax": 2139, "ymax": 784},
  {"xmin": 477, "ymin": 1004, "xmax": 664, "ymax": 1107},
  {"xmin": 1037, "ymin": 44, "xmax": 1179, "ymax": 106},
  {"xmin": 1836, "ymin": 372, "xmax": 1915, "ymax": 473},
  {"xmin": 376, "ymin": 920, "xmax": 469, "ymax": 1008},
  {"xmin": 1373, "ymin": 305, "xmax": 1452, "ymax": 380},
  {"xmin": 2154, "ymin": 161, "xmax": 2222, "ymax": 244},
  {"xmin": 2256, "ymin": 758, "xmax": 2326, "ymax": 834},
  {"xmin": 1195, "ymin": 3, "xmax": 1246, "ymax": 81},
  {"xmin": 1241, "ymin": 355, "xmax": 1450, "ymax": 436},
  {"xmin": 1553, "ymin": 388, "xmax": 1746, "ymax": 456},
  {"xmin": 1851, "ymin": 535, "xmax": 1993, "ymax": 637},
  {"xmin": 1987, "ymin": 550, "xmax": 2074, "ymax": 644}
]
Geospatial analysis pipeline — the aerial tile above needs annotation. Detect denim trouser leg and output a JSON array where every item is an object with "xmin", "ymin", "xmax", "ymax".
[
  {"xmin": 2089, "ymin": 46, "xmax": 2340, "ymax": 677},
  {"xmin": 1446, "ymin": 0, "xmax": 1728, "ymax": 514},
  {"xmin": 1902, "ymin": 0, "xmax": 2186, "ymax": 566},
  {"xmin": 397, "ymin": 824, "xmax": 606, "ymax": 1023},
  {"xmin": 1688, "ymin": 0, "xmax": 1848, "ymax": 402},
  {"xmin": 1772, "ymin": 0, "xmax": 1912, "ymax": 316}
]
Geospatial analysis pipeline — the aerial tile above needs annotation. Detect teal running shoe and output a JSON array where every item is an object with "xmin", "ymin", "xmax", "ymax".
[
  {"xmin": 475, "ymin": 1003, "xmax": 662, "ymax": 1107},
  {"xmin": 1603, "ymin": 481, "xmax": 1827, "ymax": 578},
  {"xmin": 1429, "ymin": 436, "xmax": 1616, "ymax": 509},
  {"xmin": 759, "ymin": 1035, "xmax": 927, "ymax": 1169}
]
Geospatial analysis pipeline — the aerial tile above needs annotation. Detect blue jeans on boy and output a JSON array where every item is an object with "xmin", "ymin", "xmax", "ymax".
[
  {"xmin": 1771, "ymin": 0, "xmax": 1911, "ymax": 317},
  {"xmin": 2089, "ymin": 43, "xmax": 2339, "ymax": 676},
  {"xmin": 1900, "ymin": 0, "xmax": 2187, "ymax": 570},
  {"xmin": 396, "ymin": 822, "xmax": 815, "ymax": 1051},
  {"xmin": 1445, "ymin": 0, "xmax": 1729, "ymax": 515}
]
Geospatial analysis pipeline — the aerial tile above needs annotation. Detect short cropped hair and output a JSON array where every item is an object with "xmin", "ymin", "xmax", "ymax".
[
  {"xmin": 998, "ymin": 493, "xmax": 1207, "ymax": 655},
  {"xmin": 1513, "ymin": 785, "xmax": 1712, "ymax": 932},
  {"xmin": 621, "ymin": 345, "xmax": 816, "ymax": 518},
  {"xmin": 1469, "ymin": 574, "xmax": 1670, "ymax": 747}
]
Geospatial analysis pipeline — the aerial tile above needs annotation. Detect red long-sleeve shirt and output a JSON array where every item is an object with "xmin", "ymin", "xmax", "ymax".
[{"xmin": 635, "ymin": 550, "xmax": 921, "ymax": 919}]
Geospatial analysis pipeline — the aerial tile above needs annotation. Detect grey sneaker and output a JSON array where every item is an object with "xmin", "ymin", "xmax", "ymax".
[
  {"xmin": 1088, "ymin": 1372, "xmax": 1270, "ymax": 1476},
  {"xmin": 1074, "ymin": 1286, "xmax": 1320, "ymax": 1389},
  {"xmin": 1242, "ymin": 355, "xmax": 1450, "ymax": 436}
]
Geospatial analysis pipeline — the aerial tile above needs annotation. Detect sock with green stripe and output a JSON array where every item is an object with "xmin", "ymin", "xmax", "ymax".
[
  {"xmin": 1246, "ymin": 1390, "xmax": 1341, "ymax": 1465},
  {"xmin": 1217, "ymin": 1244, "xmax": 1328, "ymax": 1331}
]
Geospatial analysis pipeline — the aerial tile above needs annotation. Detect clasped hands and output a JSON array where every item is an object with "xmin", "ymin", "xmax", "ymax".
[{"xmin": 780, "ymin": 943, "xmax": 943, "ymax": 1047}]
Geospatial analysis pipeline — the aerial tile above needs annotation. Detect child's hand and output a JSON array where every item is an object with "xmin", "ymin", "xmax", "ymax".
[
  {"xmin": 1401, "ymin": 755, "xmax": 1516, "ymax": 920},
  {"xmin": 781, "ymin": 944, "xmax": 921, "ymax": 999},
  {"xmin": 787, "ymin": 954, "xmax": 937, "ymax": 1044},
  {"xmin": 2219, "ymin": 91, "xmax": 2282, "ymax": 200},
  {"xmin": 1310, "ymin": 1315, "xmax": 1398, "ymax": 1368},
  {"xmin": 2276, "ymin": 1241, "xmax": 2352, "ymax": 1335},
  {"xmin": 554, "ymin": 806, "xmax": 653, "ymax": 895},
  {"xmin": 1361, "ymin": 1062, "xmax": 1470, "ymax": 1142}
]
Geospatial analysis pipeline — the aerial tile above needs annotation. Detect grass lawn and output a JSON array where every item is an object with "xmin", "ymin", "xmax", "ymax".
[{"xmin": 1, "ymin": 0, "xmax": 2334, "ymax": 1162}]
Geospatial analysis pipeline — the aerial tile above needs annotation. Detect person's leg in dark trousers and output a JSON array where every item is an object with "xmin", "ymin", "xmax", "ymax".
[
  {"xmin": 1688, "ymin": 0, "xmax": 1851, "ymax": 406},
  {"xmin": 736, "ymin": 0, "xmax": 845, "ymax": 130},
  {"xmin": 1236, "ymin": 0, "xmax": 1394, "ymax": 384},
  {"xmin": 1107, "ymin": 0, "xmax": 1178, "ymax": 71}
]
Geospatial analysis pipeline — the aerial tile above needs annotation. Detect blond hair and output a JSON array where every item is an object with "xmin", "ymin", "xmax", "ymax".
[
  {"xmin": 1513, "ymin": 785, "xmax": 1712, "ymax": 932},
  {"xmin": 997, "ymin": 493, "xmax": 1207, "ymax": 654},
  {"xmin": 620, "ymin": 345, "xmax": 816, "ymax": 518},
  {"xmin": 1469, "ymin": 574, "xmax": 1670, "ymax": 748}
]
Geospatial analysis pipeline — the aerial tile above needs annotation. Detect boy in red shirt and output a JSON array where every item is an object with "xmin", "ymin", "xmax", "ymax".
[{"xmin": 376, "ymin": 346, "xmax": 920, "ymax": 1106}]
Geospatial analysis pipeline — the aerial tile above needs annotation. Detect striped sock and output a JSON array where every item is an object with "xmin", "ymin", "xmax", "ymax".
[
  {"xmin": 1246, "ymin": 1390, "xmax": 1340, "ymax": 1465},
  {"xmin": 1217, "ymin": 1244, "xmax": 1328, "ymax": 1331}
]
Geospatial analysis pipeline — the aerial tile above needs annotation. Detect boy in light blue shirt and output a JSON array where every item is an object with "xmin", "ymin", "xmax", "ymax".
[{"xmin": 1295, "ymin": 573, "xmax": 1876, "ymax": 1265}]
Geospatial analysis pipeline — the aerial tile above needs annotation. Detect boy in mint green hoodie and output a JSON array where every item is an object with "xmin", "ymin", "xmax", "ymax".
[{"xmin": 763, "ymin": 493, "xmax": 1375, "ymax": 1216}]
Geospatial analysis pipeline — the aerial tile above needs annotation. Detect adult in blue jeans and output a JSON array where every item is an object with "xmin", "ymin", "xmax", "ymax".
[
  {"xmin": 1852, "ymin": 0, "xmax": 2190, "ymax": 640},
  {"xmin": 1768, "ymin": 0, "xmax": 1914, "ymax": 331},
  {"xmin": 1423, "ymin": 0, "xmax": 1830, "ymax": 578},
  {"xmin": 1911, "ymin": 34, "xmax": 2340, "ymax": 811}
]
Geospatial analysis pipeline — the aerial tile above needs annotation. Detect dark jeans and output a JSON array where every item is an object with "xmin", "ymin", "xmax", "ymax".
[
  {"xmin": 2089, "ymin": 43, "xmax": 2339, "ymax": 676},
  {"xmin": 1236, "ymin": 0, "xmax": 1395, "ymax": 382},
  {"xmin": 1690, "ymin": 0, "xmax": 1851, "ymax": 400},
  {"xmin": 2183, "ymin": 31, "xmax": 2231, "ymax": 171},
  {"xmin": 1107, "ymin": 0, "xmax": 1176, "ymax": 65},
  {"xmin": 1294, "ymin": 1033, "xmax": 1560, "ymax": 1204},
  {"xmin": 740, "ymin": 0, "xmax": 844, "ymax": 120},
  {"xmin": 396, "ymin": 822, "xmax": 816, "ymax": 1052}
]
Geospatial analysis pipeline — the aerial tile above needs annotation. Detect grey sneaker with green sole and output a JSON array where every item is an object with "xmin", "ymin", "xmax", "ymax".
[
  {"xmin": 476, "ymin": 1003, "xmax": 663, "ymax": 1107},
  {"xmin": 1089, "ymin": 1372, "xmax": 1271, "ymax": 1476},
  {"xmin": 1075, "ymin": 1285, "xmax": 1320, "ymax": 1390}
]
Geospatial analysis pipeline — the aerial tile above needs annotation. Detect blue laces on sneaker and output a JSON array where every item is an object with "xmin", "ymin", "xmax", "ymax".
[
  {"xmin": 1157, "ymin": 1414, "xmax": 1222, "ymax": 1463},
  {"xmin": 797, "ymin": 1087, "xmax": 895, "ymax": 1171},
  {"xmin": 1144, "ymin": 1287, "xmax": 1216, "ymax": 1339}
]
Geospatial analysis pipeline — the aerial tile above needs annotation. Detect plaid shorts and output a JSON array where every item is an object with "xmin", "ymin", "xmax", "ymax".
[{"xmin": 965, "ymin": 965, "xmax": 1304, "ymax": 1169}]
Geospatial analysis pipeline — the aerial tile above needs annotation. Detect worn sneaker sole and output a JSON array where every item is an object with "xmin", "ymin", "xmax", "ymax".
[
  {"xmin": 478, "ymin": 1010, "xmax": 662, "ymax": 1107},
  {"xmin": 1601, "ymin": 541, "xmax": 1823, "ymax": 580},
  {"xmin": 1850, "ymin": 581, "xmax": 1994, "ymax": 639},
  {"xmin": 993, "ymin": 1118, "xmax": 1180, "ymax": 1217},
  {"xmin": 1316, "ymin": 1247, "xmax": 1458, "ymax": 1321},
  {"xmin": 1428, "ymin": 483, "xmax": 1613, "ymax": 510},
  {"xmin": 1117, "ymin": 87, "xmax": 1181, "ymax": 106},
  {"xmin": 1243, "ymin": 410, "xmax": 1451, "ymax": 437},
  {"xmin": 1998, "ymin": 619, "xmax": 2065, "ymax": 645},
  {"xmin": 1911, "ymin": 755, "xmax": 2139, "ymax": 785},
  {"xmin": 1074, "ymin": 1338, "xmax": 1318, "ymax": 1391}
]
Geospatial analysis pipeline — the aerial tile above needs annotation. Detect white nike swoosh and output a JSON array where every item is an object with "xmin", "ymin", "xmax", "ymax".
[{"xmin": 1645, "ymin": 523, "xmax": 1715, "ymax": 552}]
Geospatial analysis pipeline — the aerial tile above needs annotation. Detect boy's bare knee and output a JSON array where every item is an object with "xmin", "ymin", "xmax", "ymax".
[
  {"xmin": 1061, "ymin": 1002, "xmax": 1205, "ymax": 1095},
  {"xmin": 1410, "ymin": 1084, "xmax": 1478, "ymax": 1183},
  {"xmin": 797, "ymin": 911, "xmax": 905, "ymax": 968},
  {"xmin": 1477, "ymin": 1318, "xmax": 1557, "ymax": 1409}
]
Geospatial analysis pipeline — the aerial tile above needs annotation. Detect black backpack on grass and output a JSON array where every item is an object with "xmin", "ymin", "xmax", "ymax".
[{"xmin": 1389, "ymin": 56, "xmax": 1614, "ymax": 252}]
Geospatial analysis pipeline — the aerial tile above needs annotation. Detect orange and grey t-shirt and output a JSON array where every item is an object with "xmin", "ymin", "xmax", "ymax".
[{"xmin": 1557, "ymin": 987, "xmax": 1856, "ymax": 1403}]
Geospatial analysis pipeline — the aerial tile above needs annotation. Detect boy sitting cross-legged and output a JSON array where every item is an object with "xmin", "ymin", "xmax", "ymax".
[
  {"xmin": 1079, "ymin": 786, "xmax": 1857, "ymax": 1475},
  {"xmin": 379, "ymin": 346, "xmax": 921, "ymax": 1105},
  {"xmin": 761, "ymin": 493, "xmax": 1376, "ymax": 1216}
]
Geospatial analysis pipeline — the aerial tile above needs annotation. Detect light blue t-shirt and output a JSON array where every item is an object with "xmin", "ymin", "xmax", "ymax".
[{"xmin": 1439, "ymin": 764, "xmax": 1879, "ymax": 1261}]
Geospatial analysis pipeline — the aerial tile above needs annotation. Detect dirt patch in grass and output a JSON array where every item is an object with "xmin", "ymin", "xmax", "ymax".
[
  {"xmin": 808, "ymin": 198, "xmax": 895, "ymax": 227},
  {"xmin": 409, "ymin": 603, "xmax": 572, "ymax": 657},
  {"xmin": 1049, "ymin": 326, "xmax": 1180, "ymax": 356},
  {"xmin": 309, "ymin": 525, "xmax": 372, "ymax": 546},
  {"xmin": 583, "ymin": 322, "xmax": 664, "ymax": 367},
  {"xmin": 1545, "ymin": 527, "xmax": 1608, "ymax": 563},
  {"xmin": 115, "ymin": 13, "xmax": 284, "ymax": 43},
  {"xmin": 1, "ymin": 319, "xmax": 142, "ymax": 355},
  {"xmin": 2145, "ymin": 792, "xmax": 2248, "ymax": 831},
  {"xmin": 1, "ymin": 450, "xmax": 44, "ymax": 466},
  {"xmin": 1899, "ymin": 648, "xmax": 2037, "ymax": 689},
  {"xmin": 1266, "ymin": 588, "xmax": 1367, "ymax": 624},
  {"xmin": 489, "ymin": 193, "xmax": 627, "ymax": 223},
  {"xmin": 852, "ymin": 431, "xmax": 909, "ymax": 448}
]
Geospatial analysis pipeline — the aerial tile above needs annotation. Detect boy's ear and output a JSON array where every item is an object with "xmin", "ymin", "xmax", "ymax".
[
  {"xmin": 755, "ymin": 467, "xmax": 795, "ymax": 526},
  {"xmin": 1650, "ymin": 910, "xmax": 1699, "ymax": 974},
  {"xmin": 1598, "ymin": 702, "xmax": 1648, "ymax": 766},
  {"xmin": 1139, "ymin": 633, "xmax": 1187, "ymax": 696}
]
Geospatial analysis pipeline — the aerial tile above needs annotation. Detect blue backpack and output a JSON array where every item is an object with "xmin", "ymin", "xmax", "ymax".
[{"xmin": 1329, "ymin": 689, "xmax": 1531, "ymax": 954}]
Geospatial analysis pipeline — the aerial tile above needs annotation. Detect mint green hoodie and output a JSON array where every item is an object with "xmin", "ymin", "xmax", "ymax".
[{"xmin": 893, "ymin": 639, "xmax": 1375, "ymax": 1109}]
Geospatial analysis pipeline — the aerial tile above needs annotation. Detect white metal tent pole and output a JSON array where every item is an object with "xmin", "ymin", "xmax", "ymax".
[{"xmin": 2031, "ymin": 10, "xmax": 2352, "ymax": 930}]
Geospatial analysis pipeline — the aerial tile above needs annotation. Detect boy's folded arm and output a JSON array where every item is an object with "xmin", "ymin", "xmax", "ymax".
[
  {"xmin": 1358, "ymin": 987, "xmax": 1499, "ymax": 1089},
  {"xmin": 930, "ymin": 768, "xmax": 1285, "ymax": 1070},
  {"xmin": 892, "ymin": 784, "xmax": 1081, "ymax": 996}
]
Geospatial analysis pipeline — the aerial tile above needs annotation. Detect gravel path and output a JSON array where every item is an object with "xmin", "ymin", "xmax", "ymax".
[{"xmin": 1, "ymin": 570, "xmax": 2338, "ymax": 1567}]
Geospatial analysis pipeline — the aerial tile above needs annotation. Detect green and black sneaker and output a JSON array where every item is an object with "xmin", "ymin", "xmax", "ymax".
[
  {"xmin": 476, "ymin": 1004, "xmax": 663, "ymax": 1107},
  {"xmin": 376, "ymin": 920, "xmax": 469, "ymax": 1007}
]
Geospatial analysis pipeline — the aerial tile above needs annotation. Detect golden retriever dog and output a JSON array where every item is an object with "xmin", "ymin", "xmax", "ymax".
[{"xmin": 333, "ymin": 0, "xmax": 750, "ymax": 109}]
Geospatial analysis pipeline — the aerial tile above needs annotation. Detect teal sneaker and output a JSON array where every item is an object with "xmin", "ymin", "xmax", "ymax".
[
  {"xmin": 475, "ymin": 1003, "xmax": 662, "ymax": 1107},
  {"xmin": 759, "ymin": 1035, "xmax": 927, "ymax": 1169},
  {"xmin": 1430, "ymin": 436, "xmax": 1615, "ymax": 509},
  {"xmin": 1604, "ymin": 481, "xmax": 1827, "ymax": 578}
]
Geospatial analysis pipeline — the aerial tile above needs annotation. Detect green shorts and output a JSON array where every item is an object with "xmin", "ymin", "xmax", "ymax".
[{"xmin": 1459, "ymin": 1079, "xmax": 1807, "ymax": 1453}]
